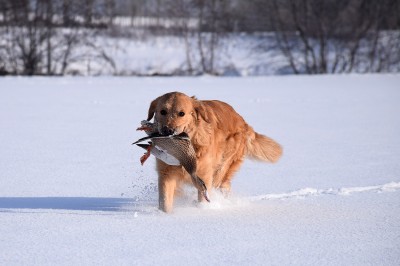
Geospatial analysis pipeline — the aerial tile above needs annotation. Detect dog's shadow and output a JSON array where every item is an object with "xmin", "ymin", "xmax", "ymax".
[{"xmin": 0, "ymin": 197, "xmax": 157, "ymax": 214}]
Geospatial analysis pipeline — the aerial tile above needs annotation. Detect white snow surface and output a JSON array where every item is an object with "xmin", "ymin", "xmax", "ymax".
[{"xmin": 1, "ymin": 75, "xmax": 400, "ymax": 265}]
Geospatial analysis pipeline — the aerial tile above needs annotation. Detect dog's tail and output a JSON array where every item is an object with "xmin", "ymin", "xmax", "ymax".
[{"xmin": 246, "ymin": 128, "xmax": 282, "ymax": 163}]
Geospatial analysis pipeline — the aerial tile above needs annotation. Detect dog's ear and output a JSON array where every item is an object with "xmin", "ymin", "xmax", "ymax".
[
  {"xmin": 193, "ymin": 100, "xmax": 209, "ymax": 123},
  {"xmin": 147, "ymin": 97, "xmax": 160, "ymax": 121}
]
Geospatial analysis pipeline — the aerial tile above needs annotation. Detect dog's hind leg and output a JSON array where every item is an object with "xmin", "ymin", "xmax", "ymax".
[
  {"xmin": 219, "ymin": 182, "xmax": 231, "ymax": 198},
  {"xmin": 219, "ymin": 157, "xmax": 245, "ymax": 197}
]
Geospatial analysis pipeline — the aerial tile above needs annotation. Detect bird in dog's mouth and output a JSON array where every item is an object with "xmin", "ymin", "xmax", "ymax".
[{"xmin": 133, "ymin": 120, "xmax": 210, "ymax": 203}]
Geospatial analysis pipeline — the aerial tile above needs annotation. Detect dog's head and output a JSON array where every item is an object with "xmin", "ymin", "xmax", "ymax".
[{"xmin": 147, "ymin": 92, "xmax": 209, "ymax": 135}]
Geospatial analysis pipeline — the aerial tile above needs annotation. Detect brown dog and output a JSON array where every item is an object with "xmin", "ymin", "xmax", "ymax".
[{"xmin": 146, "ymin": 92, "xmax": 282, "ymax": 212}]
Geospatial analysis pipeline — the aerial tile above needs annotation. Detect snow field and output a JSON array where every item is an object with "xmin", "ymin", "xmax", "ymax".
[{"xmin": 0, "ymin": 74, "xmax": 400, "ymax": 265}]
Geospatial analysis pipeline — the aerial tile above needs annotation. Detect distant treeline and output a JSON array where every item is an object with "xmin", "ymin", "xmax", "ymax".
[
  {"xmin": 0, "ymin": 0, "xmax": 399, "ymax": 75},
  {"xmin": 1, "ymin": 0, "xmax": 399, "ymax": 31}
]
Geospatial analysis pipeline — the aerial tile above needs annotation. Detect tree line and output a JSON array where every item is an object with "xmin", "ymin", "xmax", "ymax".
[{"xmin": 0, "ymin": 0, "xmax": 399, "ymax": 75}]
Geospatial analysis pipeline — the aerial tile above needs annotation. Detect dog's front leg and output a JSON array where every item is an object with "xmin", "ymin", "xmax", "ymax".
[
  {"xmin": 157, "ymin": 161, "xmax": 184, "ymax": 213},
  {"xmin": 158, "ymin": 174, "xmax": 176, "ymax": 213}
]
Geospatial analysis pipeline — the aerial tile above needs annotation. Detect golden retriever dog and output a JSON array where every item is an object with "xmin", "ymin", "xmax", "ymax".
[{"xmin": 146, "ymin": 92, "xmax": 282, "ymax": 213}]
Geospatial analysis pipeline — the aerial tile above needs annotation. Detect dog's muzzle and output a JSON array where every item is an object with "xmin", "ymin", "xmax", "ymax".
[{"xmin": 161, "ymin": 126, "xmax": 174, "ymax": 135}]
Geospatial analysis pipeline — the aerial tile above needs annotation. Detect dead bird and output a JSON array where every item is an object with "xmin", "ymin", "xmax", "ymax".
[
  {"xmin": 136, "ymin": 120, "xmax": 157, "ymax": 135},
  {"xmin": 133, "ymin": 127, "xmax": 210, "ymax": 202}
]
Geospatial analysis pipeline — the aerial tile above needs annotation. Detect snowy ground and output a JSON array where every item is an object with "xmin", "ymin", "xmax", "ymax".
[{"xmin": 0, "ymin": 75, "xmax": 399, "ymax": 265}]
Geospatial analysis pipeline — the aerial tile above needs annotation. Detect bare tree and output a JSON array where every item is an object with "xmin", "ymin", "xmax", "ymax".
[
  {"xmin": 195, "ymin": 0, "xmax": 231, "ymax": 74},
  {"xmin": 167, "ymin": 0, "xmax": 196, "ymax": 74},
  {"xmin": 261, "ymin": 0, "xmax": 400, "ymax": 74},
  {"xmin": 105, "ymin": 0, "xmax": 116, "ymax": 28},
  {"xmin": 164, "ymin": 0, "xmax": 233, "ymax": 75},
  {"xmin": 0, "ymin": 0, "xmax": 116, "ymax": 75},
  {"xmin": 84, "ymin": 0, "xmax": 94, "ymax": 27}
]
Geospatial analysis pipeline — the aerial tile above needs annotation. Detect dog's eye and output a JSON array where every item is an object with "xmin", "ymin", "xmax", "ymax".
[
  {"xmin": 160, "ymin": 110, "xmax": 167, "ymax": 116},
  {"xmin": 178, "ymin": 111, "xmax": 185, "ymax": 117}
]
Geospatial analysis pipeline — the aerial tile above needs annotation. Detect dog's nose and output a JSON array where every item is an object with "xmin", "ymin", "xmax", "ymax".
[{"xmin": 161, "ymin": 126, "xmax": 174, "ymax": 135}]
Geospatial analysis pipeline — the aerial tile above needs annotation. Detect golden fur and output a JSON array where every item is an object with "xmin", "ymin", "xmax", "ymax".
[{"xmin": 146, "ymin": 92, "xmax": 282, "ymax": 212}]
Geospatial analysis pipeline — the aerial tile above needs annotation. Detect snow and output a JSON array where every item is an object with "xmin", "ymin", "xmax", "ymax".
[{"xmin": 1, "ymin": 74, "xmax": 400, "ymax": 265}]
